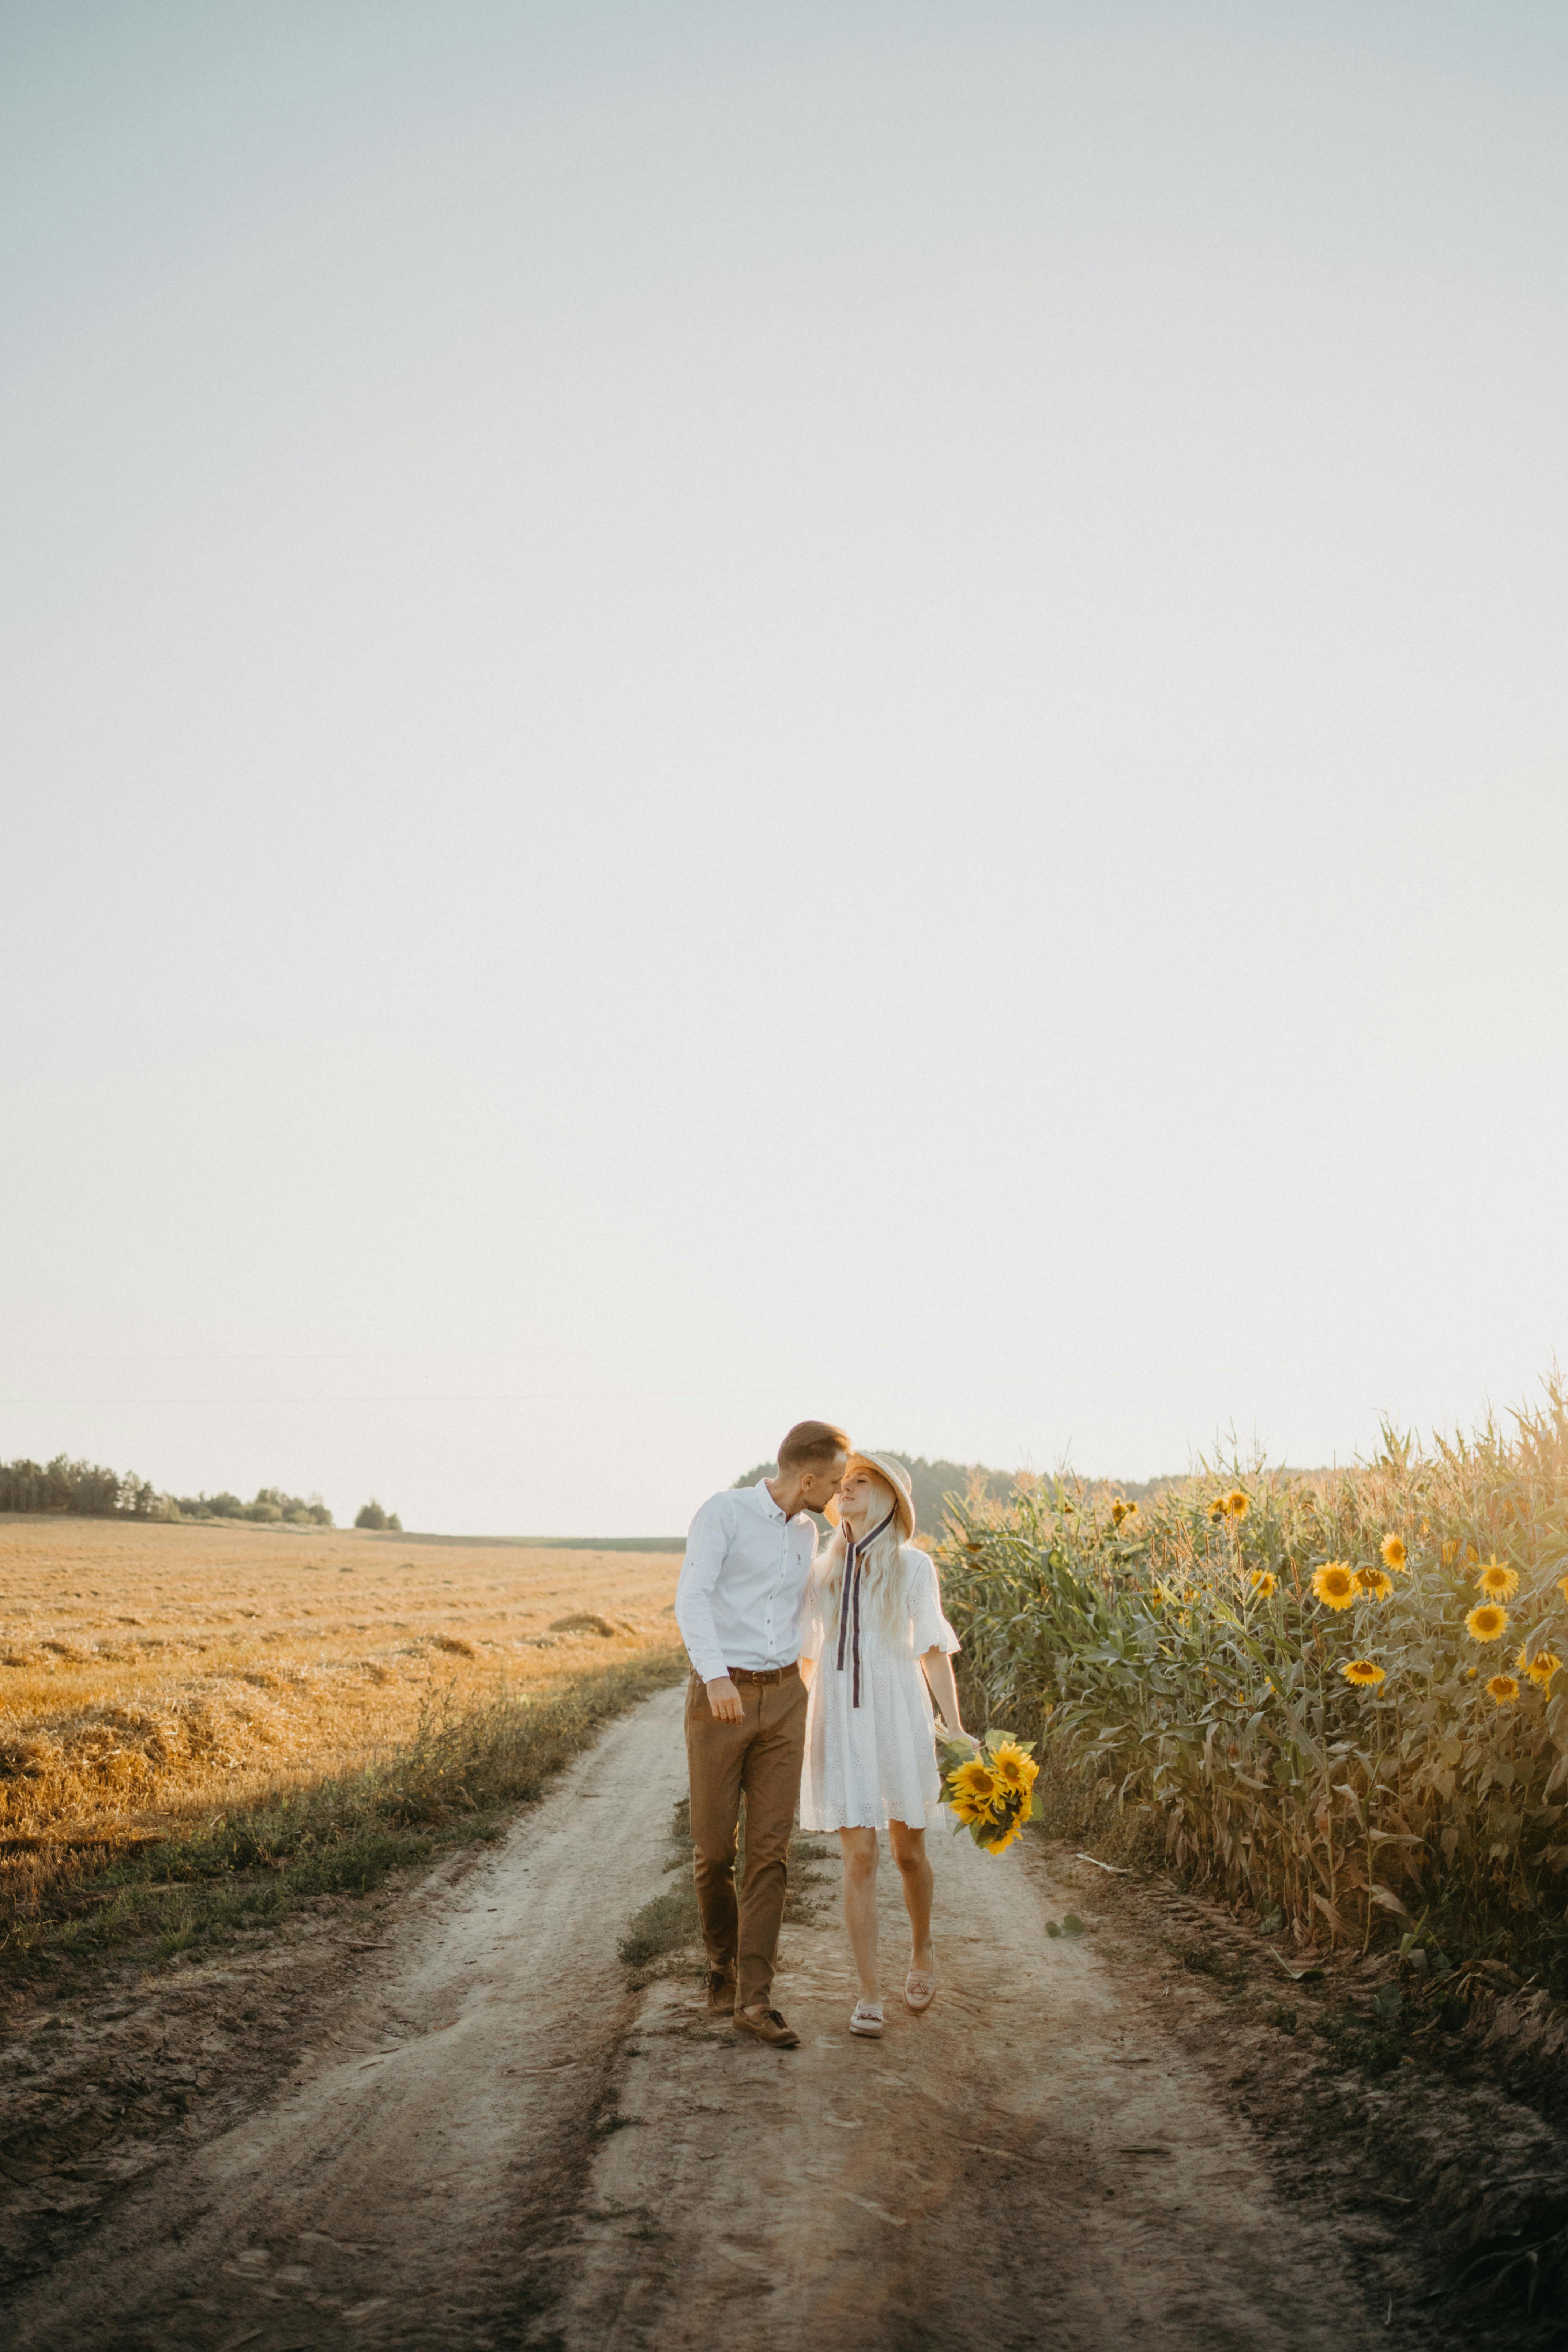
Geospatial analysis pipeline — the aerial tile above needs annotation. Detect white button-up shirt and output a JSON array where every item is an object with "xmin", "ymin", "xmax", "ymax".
[{"xmin": 674, "ymin": 1479, "xmax": 819, "ymax": 1685}]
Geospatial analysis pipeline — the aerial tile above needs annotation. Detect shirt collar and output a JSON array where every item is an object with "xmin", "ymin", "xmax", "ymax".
[{"xmin": 750, "ymin": 1478, "xmax": 786, "ymax": 1521}]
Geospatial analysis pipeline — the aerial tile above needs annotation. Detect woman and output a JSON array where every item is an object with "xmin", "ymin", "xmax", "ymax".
[{"xmin": 798, "ymin": 1452, "xmax": 970, "ymax": 2038}]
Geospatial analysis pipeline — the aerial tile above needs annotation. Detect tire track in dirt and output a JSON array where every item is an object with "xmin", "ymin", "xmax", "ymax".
[
  {"xmin": 7, "ymin": 1687, "xmax": 1381, "ymax": 2350},
  {"xmin": 5, "ymin": 1694, "xmax": 691, "ymax": 2351},
  {"xmin": 541, "ymin": 1786, "xmax": 1379, "ymax": 2351}
]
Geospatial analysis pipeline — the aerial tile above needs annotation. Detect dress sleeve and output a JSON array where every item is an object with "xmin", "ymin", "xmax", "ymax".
[{"xmin": 907, "ymin": 1550, "xmax": 961, "ymax": 1655}]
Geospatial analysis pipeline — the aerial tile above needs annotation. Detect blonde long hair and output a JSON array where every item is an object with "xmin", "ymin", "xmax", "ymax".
[{"xmin": 815, "ymin": 1465, "xmax": 912, "ymax": 1643}]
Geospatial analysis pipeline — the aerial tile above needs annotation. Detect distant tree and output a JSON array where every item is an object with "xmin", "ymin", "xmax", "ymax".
[
  {"xmin": 731, "ymin": 1452, "xmax": 1018, "ymax": 1540},
  {"xmin": 0, "ymin": 1454, "xmax": 139, "ymax": 1516},
  {"xmin": 226, "ymin": 1486, "xmax": 336, "ymax": 1526},
  {"xmin": 355, "ymin": 1499, "xmax": 391, "ymax": 1531},
  {"xmin": 116, "ymin": 1473, "xmax": 159, "ymax": 1518},
  {"xmin": 2, "ymin": 1462, "xmax": 334, "ymax": 1525}
]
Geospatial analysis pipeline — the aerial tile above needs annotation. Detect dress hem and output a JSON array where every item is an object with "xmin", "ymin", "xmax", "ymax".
[{"xmin": 799, "ymin": 1808, "xmax": 939, "ymax": 1833}]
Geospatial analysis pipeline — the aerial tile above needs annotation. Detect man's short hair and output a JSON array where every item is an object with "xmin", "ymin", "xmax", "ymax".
[{"xmin": 777, "ymin": 1420, "xmax": 851, "ymax": 1472}]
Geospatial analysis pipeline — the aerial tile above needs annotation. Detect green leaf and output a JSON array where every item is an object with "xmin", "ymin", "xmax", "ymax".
[
  {"xmin": 1045, "ymin": 1918, "xmax": 1063, "ymax": 1938},
  {"xmin": 1062, "ymin": 1914, "xmax": 1086, "ymax": 1936}
]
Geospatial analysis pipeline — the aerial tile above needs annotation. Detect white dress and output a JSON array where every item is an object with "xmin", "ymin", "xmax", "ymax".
[{"xmin": 798, "ymin": 1546, "xmax": 962, "ymax": 1832}]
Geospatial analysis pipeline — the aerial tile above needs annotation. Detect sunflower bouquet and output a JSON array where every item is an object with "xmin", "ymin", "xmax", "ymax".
[{"xmin": 938, "ymin": 1731, "xmax": 1040, "ymax": 1854}]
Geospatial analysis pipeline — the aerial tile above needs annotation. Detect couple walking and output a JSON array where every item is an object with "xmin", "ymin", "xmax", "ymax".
[{"xmin": 674, "ymin": 1420, "xmax": 970, "ymax": 2047}]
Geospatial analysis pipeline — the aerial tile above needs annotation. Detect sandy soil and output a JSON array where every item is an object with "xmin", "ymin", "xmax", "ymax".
[{"xmin": 0, "ymin": 1682, "xmax": 1411, "ymax": 2352}]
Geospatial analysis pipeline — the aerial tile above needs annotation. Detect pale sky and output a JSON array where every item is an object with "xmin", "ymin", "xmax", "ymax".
[{"xmin": 3, "ymin": 2, "xmax": 1566, "ymax": 1535}]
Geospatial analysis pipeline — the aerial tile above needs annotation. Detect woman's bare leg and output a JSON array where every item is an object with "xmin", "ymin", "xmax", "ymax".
[
  {"xmin": 838, "ymin": 1827, "xmax": 881, "ymax": 1998},
  {"xmin": 887, "ymin": 1819, "xmax": 934, "ymax": 1972}
]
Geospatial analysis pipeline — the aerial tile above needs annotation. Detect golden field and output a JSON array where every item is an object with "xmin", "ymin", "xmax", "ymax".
[{"xmin": 0, "ymin": 1515, "xmax": 681, "ymax": 1853}]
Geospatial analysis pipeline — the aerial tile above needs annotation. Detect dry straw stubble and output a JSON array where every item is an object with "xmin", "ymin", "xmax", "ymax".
[{"xmin": 0, "ymin": 1516, "xmax": 683, "ymax": 1971}]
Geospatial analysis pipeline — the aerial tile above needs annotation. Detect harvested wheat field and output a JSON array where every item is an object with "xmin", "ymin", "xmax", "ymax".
[{"xmin": 0, "ymin": 1515, "xmax": 680, "ymax": 1859}]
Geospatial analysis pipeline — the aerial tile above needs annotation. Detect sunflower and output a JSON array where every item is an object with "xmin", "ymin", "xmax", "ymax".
[
  {"xmin": 948, "ymin": 1794, "xmax": 988, "ymax": 1825},
  {"xmin": 1441, "ymin": 1541, "xmax": 1459, "ymax": 1567},
  {"xmin": 1341, "ymin": 1659, "xmax": 1385, "ymax": 1688},
  {"xmin": 1355, "ymin": 1566, "xmax": 1394, "ymax": 1602},
  {"xmin": 1250, "ymin": 1570, "xmax": 1279, "ymax": 1598},
  {"xmin": 1225, "ymin": 1489, "xmax": 1250, "ymax": 1520},
  {"xmin": 989, "ymin": 1741, "xmax": 1038, "ymax": 1792},
  {"xmin": 1465, "ymin": 1544, "xmax": 1479, "ymax": 1565},
  {"xmin": 952, "ymin": 1757, "xmax": 999, "ymax": 1806},
  {"xmin": 1208, "ymin": 1498, "xmax": 1227, "ymax": 1523},
  {"xmin": 1311, "ymin": 1562, "xmax": 1356, "ymax": 1611},
  {"xmin": 1465, "ymin": 1603, "xmax": 1509, "ymax": 1644},
  {"xmin": 1477, "ymin": 1558, "xmax": 1519, "ymax": 1600},
  {"xmin": 1486, "ymin": 1674, "xmax": 1521, "ymax": 1707},
  {"xmin": 1380, "ymin": 1533, "xmax": 1408, "ymax": 1573},
  {"xmin": 1524, "ymin": 1648, "xmax": 1562, "ymax": 1689},
  {"xmin": 1559, "ymin": 1575, "xmax": 1568, "ymax": 1608},
  {"xmin": 1111, "ymin": 1498, "xmax": 1130, "ymax": 1526}
]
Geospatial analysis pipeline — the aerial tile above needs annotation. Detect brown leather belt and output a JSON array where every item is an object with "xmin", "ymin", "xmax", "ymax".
[{"xmin": 726, "ymin": 1663, "xmax": 800, "ymax": 1685}]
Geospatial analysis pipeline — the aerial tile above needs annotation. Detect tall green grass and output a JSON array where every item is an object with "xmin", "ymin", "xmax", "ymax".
[{"xmin": 937, "ymin": 1383, "xmax": 1568, "ymax": 1976}]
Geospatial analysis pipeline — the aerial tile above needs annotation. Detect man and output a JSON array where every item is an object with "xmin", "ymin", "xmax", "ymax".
[{"xmin": 674, "ymin": 1420, "xmax": 850, "ymax": 2048}]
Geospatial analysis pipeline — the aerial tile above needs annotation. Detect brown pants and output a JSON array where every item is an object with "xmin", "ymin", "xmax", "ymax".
[{"xmin": 684, "ymin": 1666, "xmax": 807, "ymax": 2012}]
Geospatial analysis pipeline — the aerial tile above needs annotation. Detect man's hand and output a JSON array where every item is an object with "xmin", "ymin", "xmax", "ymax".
[{"xmin": 706, "ymin": 1675, "xmax": 744, "ymax": 1722}]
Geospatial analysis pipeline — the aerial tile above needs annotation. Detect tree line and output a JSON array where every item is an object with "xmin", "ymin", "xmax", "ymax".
[
  {"xmin": 731, "ymin": 1452, "xmax": 1187, "ymax": 1535},
  {"xmin": 0, "ymin": 1454, "xmax": 399, "ymax": 1531},
  {"xmin": 731, "ymin": 1451, "xmax": 1021, "ymax": 1536}
]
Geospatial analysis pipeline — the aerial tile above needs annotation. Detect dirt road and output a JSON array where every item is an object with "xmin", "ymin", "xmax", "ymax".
[{"xmin": 7, "ymin": 1686, "xmax": 1384, "ymax": 2351}]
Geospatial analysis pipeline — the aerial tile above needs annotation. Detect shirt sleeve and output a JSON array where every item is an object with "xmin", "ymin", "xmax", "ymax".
[
  {"xmin": 674, "ymin": 1493, "xmax": 733, "ymax": 1683},
  {"xmin": 907, "ymin": 1550, "xmax": 961, "ymax": 1656},
  {"xmin": 799, "ymin": 1557, "xmax": 830, "ymax": 1663}
]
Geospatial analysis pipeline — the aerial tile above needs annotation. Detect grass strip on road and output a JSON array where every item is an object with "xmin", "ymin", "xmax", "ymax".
[
  {"xmin": 2, "ymin": 1647, "xmax": 685, "ymax": 1994},
  {"xmin": 618, "ymin": 1794, "xmax": 832, "ymax": 1980}
]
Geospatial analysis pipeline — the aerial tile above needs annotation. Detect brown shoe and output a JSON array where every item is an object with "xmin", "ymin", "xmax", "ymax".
[
  {"xmin": 733, "ymin": 2003, "xmax": 799, "ymax": 2049},
  {"xmin": 706, "ymin": 1966, "xmax": 736, "ymax": 2016}
]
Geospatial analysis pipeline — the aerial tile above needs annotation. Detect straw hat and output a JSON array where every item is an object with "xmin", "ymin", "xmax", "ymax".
[{"xmin": 848, "ymin": 1451, "xmax": 915, "ymax": 1541}]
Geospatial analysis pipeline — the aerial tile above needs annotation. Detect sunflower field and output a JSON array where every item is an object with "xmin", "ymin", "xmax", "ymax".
[{"xmin": 935, "ymin": 1382, "xmax": 1568, "ymax": 1965}]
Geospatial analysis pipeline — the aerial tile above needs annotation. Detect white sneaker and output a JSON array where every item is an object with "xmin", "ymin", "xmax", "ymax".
[{"xmin": 849, "ymin": 1998, "xmax": 884, "ymax": 2037}]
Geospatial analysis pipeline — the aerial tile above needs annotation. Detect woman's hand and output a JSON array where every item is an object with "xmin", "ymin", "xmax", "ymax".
[{"xmin": 921, "ymin": 1649, "xmax": 967, "ymax": 1745}]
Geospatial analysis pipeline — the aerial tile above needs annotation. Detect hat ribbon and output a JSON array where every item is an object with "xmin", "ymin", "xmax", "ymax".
[{"xmin": 835, "ymin": 1506, "xmax": 896, "ymax": 1708}]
